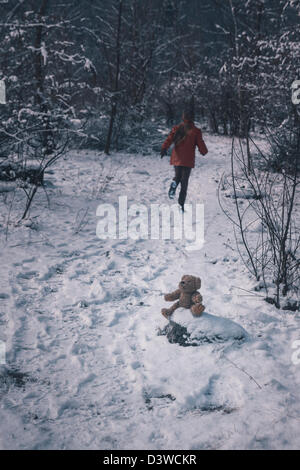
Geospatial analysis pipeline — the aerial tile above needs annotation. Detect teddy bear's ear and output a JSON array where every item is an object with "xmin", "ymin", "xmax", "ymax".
[{"xmin": 194, "ymin": 277, "xmax": 201, "ymax": 290}]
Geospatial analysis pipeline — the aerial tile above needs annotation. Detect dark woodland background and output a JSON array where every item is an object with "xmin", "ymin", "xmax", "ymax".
[{"xmin": 0, "ymin": 0, "xmax": 299, "ymax": 155}]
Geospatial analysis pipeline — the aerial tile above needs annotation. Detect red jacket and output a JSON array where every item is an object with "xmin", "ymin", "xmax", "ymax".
[{"xmin": 162, "ymin": 121, "xmax": 208, "ymax": 168}]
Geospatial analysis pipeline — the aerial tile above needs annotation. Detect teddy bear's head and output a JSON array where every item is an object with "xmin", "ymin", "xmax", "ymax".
[{"xmin": 179, "ymin": 275, "xmax": 201, "ymax": 293}]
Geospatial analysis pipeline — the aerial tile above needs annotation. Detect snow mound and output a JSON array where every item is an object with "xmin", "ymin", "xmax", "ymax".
[{"xmin": 158, "ymin": 310, "xmax": 248, "ymax": 347}]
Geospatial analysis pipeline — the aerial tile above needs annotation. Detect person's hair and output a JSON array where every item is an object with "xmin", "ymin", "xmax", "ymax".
[
  {"xmin": 173, "ymin": 109, "xmax": 194, "ymax": 146},
  {"xmin": 183, "ymin": 109, "xmax": 195, "ymax": 122}
]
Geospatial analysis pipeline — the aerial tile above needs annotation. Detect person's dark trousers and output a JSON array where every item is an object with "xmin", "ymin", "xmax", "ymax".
[{"xmin": 173, "ymin": 166, "xmax": 192, "ymax": 206}]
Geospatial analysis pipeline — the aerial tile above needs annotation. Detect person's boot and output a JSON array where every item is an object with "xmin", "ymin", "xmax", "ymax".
[
  {"xmin": 179, "ymin": 203, "xmax": 184, "ymax": 212},
  {"xmin": 168, "ymin": 181, "xmax": 177, "ymax": 199}
]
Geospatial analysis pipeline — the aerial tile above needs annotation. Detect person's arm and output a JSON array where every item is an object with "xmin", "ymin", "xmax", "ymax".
[
  {"xmin": 196, "ymin": 129, "xmax": 208, "ymax": 155},
  {"xmin": 161, "ymin": 125, "xmax": 179, "ymax": 157}
]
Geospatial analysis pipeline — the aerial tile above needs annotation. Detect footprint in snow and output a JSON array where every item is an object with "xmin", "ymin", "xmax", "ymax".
[
  {"xmin": 76, "ymin": 373, "xmax": 97, "ymax": 394},
  {"xmin": 16, "ymin": 271, "xmax": 39, "ymax": 280},
  {"xmin": 108, "ymin": 311, "xmax": 126, "ymax": 327}
]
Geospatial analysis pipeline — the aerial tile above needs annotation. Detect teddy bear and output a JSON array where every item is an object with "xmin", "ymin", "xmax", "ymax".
[{"xmin": 161, "ymin": 274, "xmax": 205, "ymax": 320}]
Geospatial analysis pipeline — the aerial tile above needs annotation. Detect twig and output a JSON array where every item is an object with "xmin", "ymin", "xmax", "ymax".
[
  {"xmin": 231, "ymin": 285, "xmax": 266, "ymax": 298},
  {"xmin": 223, "ymin": 356, "xmax": 262, "ymax": 389},
  {"xmin": 74, "ymin": 208, "xmax": 89, "ymax": 234},
  {"xmin": 5, "ymin": 189, "xmax": 16, "ymax": 242}
]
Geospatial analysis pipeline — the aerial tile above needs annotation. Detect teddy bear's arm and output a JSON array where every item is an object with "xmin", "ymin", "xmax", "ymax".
[
  {"xmin": 191, "ymin": 292, "xmax": 203, "ymax": 304},
  {"xmin": 191, "ymin": 303, "xmax": 205, "ymax": 316},
  {"xmin": 162, "ymin": 301, "xmax": 180, "ymax": 318},
  {"xmin": 164, "ymin": 289, "xmax": 181, "ymax": 302}
]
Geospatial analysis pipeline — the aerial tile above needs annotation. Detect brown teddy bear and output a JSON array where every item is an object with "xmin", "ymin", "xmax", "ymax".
[{"xmin": 161, "ymin": 274, "xmax": 205, "ymax": 320}]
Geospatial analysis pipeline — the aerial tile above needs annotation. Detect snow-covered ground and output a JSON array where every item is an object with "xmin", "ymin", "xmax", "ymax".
[{"xmin": 0, "ymin": 134, "xmax": 299, "ymax": 450}]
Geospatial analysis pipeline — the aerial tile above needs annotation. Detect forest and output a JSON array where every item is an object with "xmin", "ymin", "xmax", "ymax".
[{"xmin": 0, "ymin": 0, "xmax": 299, "ymax": 151}]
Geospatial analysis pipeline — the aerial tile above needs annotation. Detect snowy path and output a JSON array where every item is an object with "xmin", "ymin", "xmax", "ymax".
[{"xmin": 0, "ymin": 135, "xmax": 299, "ymax": 449}]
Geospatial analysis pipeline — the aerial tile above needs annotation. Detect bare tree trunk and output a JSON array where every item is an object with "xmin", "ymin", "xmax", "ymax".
[
  {"xmin": 34, "ymin": 0, "xmax": 52, "ymax": 159},
  {"xmin": 21, "ymin": 186, "xmax": 38, "ymax": 220},
  {"xmin": 105, "ymin": 0, "xmax": 123, "ymax": 155},
  {"xmin": 246, "ymin": 118, "xmax": 252, "ymax": 174},
  {"xmin": 228, "ymin": 0, "xmax": 242, "ymax": 137},
  {"xmin": 34, "ymin": 0, "xmax": 48, "ymax": 110}
]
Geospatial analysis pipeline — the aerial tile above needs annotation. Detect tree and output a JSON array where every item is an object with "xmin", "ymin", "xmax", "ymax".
[{"xmin": 0, "ymin": 0, "xmax": 97, "ymax": 217}]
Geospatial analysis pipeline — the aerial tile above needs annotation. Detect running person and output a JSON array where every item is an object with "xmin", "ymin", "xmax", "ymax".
[{"xmin": 161, "ymin": 110, "xmax": 208, "ymax": 211}]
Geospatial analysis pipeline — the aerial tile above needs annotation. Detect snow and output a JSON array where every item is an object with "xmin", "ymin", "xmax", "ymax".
[
  {"xmin": 0, "ymin": 182, "xmax": 16, "ymax": 192},
  {"xmin": 0, "ymin": 134, "xmax": 299, "ymax": 450}
]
